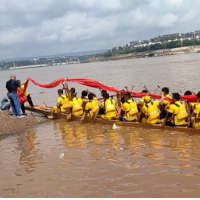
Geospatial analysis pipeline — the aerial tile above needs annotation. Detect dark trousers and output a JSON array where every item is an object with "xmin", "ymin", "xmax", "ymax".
[{"xmin": 21, "ymin": 94, "xmax": 34, "ymax": 114}]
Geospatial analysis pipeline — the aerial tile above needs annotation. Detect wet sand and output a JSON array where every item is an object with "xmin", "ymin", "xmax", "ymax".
[{"xmin": 0, "ymin": 110, "xmax": 48, "ymax": 139}]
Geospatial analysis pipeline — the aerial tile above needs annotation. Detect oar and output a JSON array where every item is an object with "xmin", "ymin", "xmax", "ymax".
[
  {"xmin": 131, "ymin": 85, "xmax": 135, "ymax": 91},
  {"xmin": 161, "ymin": 113, "xmax": 168, "ymax": 131},
  {"xmin": 143, "ymin": 85, "xmax": 156, "ymax": 101},
  {"xmin": 185, "ymin": 100, "xmax": 191, "ymax": 127},
  {"xmin": 124, "ymin": 86, "xmax": 129, "ymax": 91},
  {"xmin": 192, "ymin": 91, "xmax": 197, "ymax": 96},
  {"xmin": 154, "ymin": 85, "xmax": 160, "ymax": 94}
]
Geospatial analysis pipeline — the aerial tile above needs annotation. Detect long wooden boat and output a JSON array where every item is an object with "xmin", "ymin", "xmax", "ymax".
[{"xmin": 25, "ymin": 105, "xmax": 200, "ymax": 134}]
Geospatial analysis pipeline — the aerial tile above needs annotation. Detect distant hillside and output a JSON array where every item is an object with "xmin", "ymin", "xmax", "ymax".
[{"xmin": 0, "ymin": 49, "xmax": 108, "ymax": 62}]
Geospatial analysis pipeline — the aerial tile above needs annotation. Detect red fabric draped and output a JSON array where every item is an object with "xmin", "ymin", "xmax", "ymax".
[
  {"xmin": 17, "ymin": 81, "xmax": 29, "ymax": 104},
  {"xmin": 28, "ymin": 77, "xmax": 65, "ymax": 88},
  {"xmin": 26, "ymin": 77, "xmax": 197, "ymax": 103}
]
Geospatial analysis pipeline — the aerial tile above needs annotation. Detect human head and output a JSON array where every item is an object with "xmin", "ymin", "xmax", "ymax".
[
  {"xmin": 88, "ymin": 93, "xmax": 94, "ymax": 100},
  {"xmin": 10, "ymin": 74, "xmax": 16, "ymax": 80},
  {"xmin": 104, "ymin": 93, "xmax": 109, "ymax": 100},
  {"xmin": 71, "ymin": 88, "xmax": 75, "ymax": 93},
  {"xmin": 184, "ymin": 90, "xmax": 192, "ymax": 95},
  {"xmin": 144, "ymin": 95, "xmax": 151, "ymax": 103},
  {"xmin": 196, "ymin": 92, "xmax": 200, "ymax": 102},
  {"xmin": 57, "ymin": 89, "xmax": 63, "ymax": 96},
  {"xmin": 16, "ymin": 80, "xmax": 21, "ymax": 84},
  {"xmin": 142, "ymin": 90, "xmax": 147, "ymax": 93},
  {"xmin": 124, "ymin": 93, "xmax": 131, "ymax": 101},
  {"xmin": 172, "ymin": 93, "xmax": 180, "ymax": 102},
  {"xmin": 71, "ymin": 93, "xmax": 76, "ymax": 98},
  {"xmin": 101, "ymin": 90, "xmax": 107, "ymax": 97},
  {"xmin": 81, "ymin": 90, "xmax": 88, "ymax": 98},
  {"xmin": 161, "ymin": 87, "xmax": 169, "ymax": 95}
]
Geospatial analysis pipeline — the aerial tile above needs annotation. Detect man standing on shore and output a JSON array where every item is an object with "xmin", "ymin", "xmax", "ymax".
[{"xmin": 6, "ymin": 74, "xmax": 24, "ymax": 118}]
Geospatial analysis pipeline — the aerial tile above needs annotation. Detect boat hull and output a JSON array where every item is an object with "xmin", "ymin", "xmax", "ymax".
[{"xmin": 25, "ymin": 105, "xmax": 200, "ymax": 134}]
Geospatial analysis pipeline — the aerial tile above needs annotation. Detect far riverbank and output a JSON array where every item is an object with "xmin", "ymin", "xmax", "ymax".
[{"xmin": 82, "ymin": 45, "xmax": 200, "ymax": 63}]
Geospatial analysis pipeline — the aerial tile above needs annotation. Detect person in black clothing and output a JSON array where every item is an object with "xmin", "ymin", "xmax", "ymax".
[{"xmin": 6, "ymin": 74, "xmax": 24, "ymax": 118}]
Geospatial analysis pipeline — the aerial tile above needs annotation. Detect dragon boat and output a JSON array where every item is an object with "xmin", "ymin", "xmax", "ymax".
[{"xmin": 25, "ymin": 105, "xmax": 200, "ymax": 134}]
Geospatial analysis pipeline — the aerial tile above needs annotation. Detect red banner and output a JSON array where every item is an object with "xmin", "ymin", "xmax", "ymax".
[{"xmin": 27, "ymin": 77, "xmax": 197, "ymax": 103}]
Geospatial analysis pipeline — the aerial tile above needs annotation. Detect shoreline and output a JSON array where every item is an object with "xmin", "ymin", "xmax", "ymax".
[
  {"xmin": 81, "ymin": 45, "xmax": 200, "ymax": 63},
  {"xmin": 0, "ymin": 110, "xmax": 48, "ymax": 139},
  {"xmin": 2, "ymin": 45, "xmax": 200, "ymax": 70}
]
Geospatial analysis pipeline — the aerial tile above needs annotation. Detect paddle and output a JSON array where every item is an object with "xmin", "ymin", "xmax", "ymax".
[
  {"xmin": 124, "ymin": 86, "xmax": 129, "ymax": 91},
  {"xmin": 185, "ymin": 100, "xmax": 191, "ymax": 127},
  {"xmin": 131, "ymin": 85, "xmax": 135, "ymax": 91},
  {"xmin": 161, "ymin": 113, "xmax": 168, "ymax": 131},
  {"xmin": 143, "ymin": 85, "xmax": 156, "ymax": 101},
  {"xmin": 154, "ymin": 85, "xmax": 160, "ymax": 94}
]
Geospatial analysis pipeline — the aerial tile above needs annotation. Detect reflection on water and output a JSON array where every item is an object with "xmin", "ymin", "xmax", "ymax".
[
  {"xmin": 1, "ymin": 54, "xmax": 200, "ymax": 197},
  {"xmin": 15, "ymin": 131, "xmax": 42, "ymax": 173},
  {"xmin": 1, "ymin": 120, "xmax": 200, "ymax": 197}
]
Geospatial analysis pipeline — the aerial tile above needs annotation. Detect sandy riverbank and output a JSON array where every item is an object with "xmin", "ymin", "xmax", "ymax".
[
  {"xmin": 82, "ymin": 45, "xmax": 200, "ymax": 63},
  {"xmin": 0, "ymin": 110, "xmax": 48, "ymax": 139}
]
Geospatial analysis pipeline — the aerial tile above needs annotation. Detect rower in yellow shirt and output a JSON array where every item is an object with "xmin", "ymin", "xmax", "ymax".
[
  {"xmin": 192, "ymin": 92, "xmax": 200, "ymax": 129},
  {"xmin": 99, "ymin": 90, "xmax": 107, "ymax": 115},
  {"xmin": 68, "ymin": 93, "xmax": 83, "ymax": 117},
  {"xmin": 184, "ymin": 90, "xmax": 196, "ymax": 113},
  {"xmin": 100, "ymin": 93, "xmax": 117, "ymax": 120},
  {"xmin": 142, "ymin": 95, "xmax": 160, "ymax": 124},
  {"xmin": 121, "ymin": 93, "xmax": 138, "ymax": 122},
  {"xmin": 138, "ymin": 90, "xmax": 148, "ymax": 112},
  {"xmin": 81, "ymin": 93, "xmax": 99, "ymax": 122},
  {"xmin": 166, "ymin": 93, "xmax": 188, "ymax": 126},
  {"xmin": 81, "ymin": 90, "xmax": 89, "ymax": 110},
  {"xmin": 159, "ymin": 87, "xmax": 172, "ymax": 119},
  {"xmin": 48, "ymin": 89, "xmax": 70, "ymax": 119}
]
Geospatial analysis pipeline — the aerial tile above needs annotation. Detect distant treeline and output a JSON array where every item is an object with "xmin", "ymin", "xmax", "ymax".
[{"xmin": 101, "ymin": 39, "xmax": 200, "ymax": 57}]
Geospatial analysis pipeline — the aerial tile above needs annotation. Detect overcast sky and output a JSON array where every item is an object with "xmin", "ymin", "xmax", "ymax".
[{"xmin": 0, "ymin": 0, "xmax": 199, "ymax": 60}]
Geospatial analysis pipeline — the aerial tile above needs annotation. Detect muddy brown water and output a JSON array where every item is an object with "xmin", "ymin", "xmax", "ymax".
[{"xmin": 0, "ymin": 53, "xmax": 200, "ymax": 197}]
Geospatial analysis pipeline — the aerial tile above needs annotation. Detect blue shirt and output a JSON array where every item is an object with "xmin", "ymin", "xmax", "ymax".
[{"xmin": 1, "ymin": 97, "xmax": 9, "ymax": 107}]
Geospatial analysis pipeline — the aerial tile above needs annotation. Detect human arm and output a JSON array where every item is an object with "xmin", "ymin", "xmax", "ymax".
[
  {"xmin": 116, "ymin": 93, "xmax": 121, "ymax": 109},
  {"xmin": 64, "ymin": 78, "xmax": 70, "ymax": 94},
  {"xmin": 20, "ymin": 78, "xmax": 29, "ymax": 86},
  {"xmin": 159, "ymin": 92, "xmax": 165, "ymax": 104}
]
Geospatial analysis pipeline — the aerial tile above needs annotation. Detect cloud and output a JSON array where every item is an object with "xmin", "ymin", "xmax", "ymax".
[
  {"xmin": 0, "ymin": 0, "xmax": 199, "ymax": 60},
  {"xmin": 158, "ymin": 13, "xmax": 178, "ymax": 28}
]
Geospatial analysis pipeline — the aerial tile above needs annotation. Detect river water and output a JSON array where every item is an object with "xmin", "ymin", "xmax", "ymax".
[{"xmin": 0, "ymin": 53, "xmax": 200, "ymax": 197}]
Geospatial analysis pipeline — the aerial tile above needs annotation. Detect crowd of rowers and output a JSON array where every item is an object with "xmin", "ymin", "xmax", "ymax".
[{"xmin": 44, "ymin": 79, "xmax": 200, "ymax": 129}]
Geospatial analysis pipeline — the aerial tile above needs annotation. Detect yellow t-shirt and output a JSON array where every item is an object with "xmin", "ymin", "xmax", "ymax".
[
  {"xmin": 143, "ymin": 100, "xmax": 160, "ymax": 124},
  {"xmin": 69, "ymin": 97, "xmax": 83, "ymax": 116},
  {"xmin": 68, "ymin": 92, "xmax": 72, "ymax": 101},
  {"xmin": 167, "ymin": 101, "xmax": 186, "ymax": 125},
  {"xmin": 85, "ymin": 97, "xmax": 98, "ymax": 118},
  {"xmin": 53, "ymin": 94, "xmax": 69, "ymax": 113},
  {"xmin": 122, "ymin": 99, "xmax": 137, "ymax": 121},
  {"xmin": 139, "ymin": 96, "xmax": 145, "ymax": 106},
  {"xmin": 100, "ymin": 98, "xmax": 116, "ymax": 120},
  {"xmin": 81, "ymin": 97, "xmax": 89, "ymax": 105},
  {"xmin": 194, "ymin": 103, "xmax": 200, "ymax": 118},
  {"xmin": 100, "ymin": 99, "xmax": 106, "ymax": 109},
  {"xmin": 162, "ymin": 94, "xmax": 172, "ymax": 108},
  {"xmin": 20, "ymin": 84, "xmax": 29, "ymax": 96}
]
